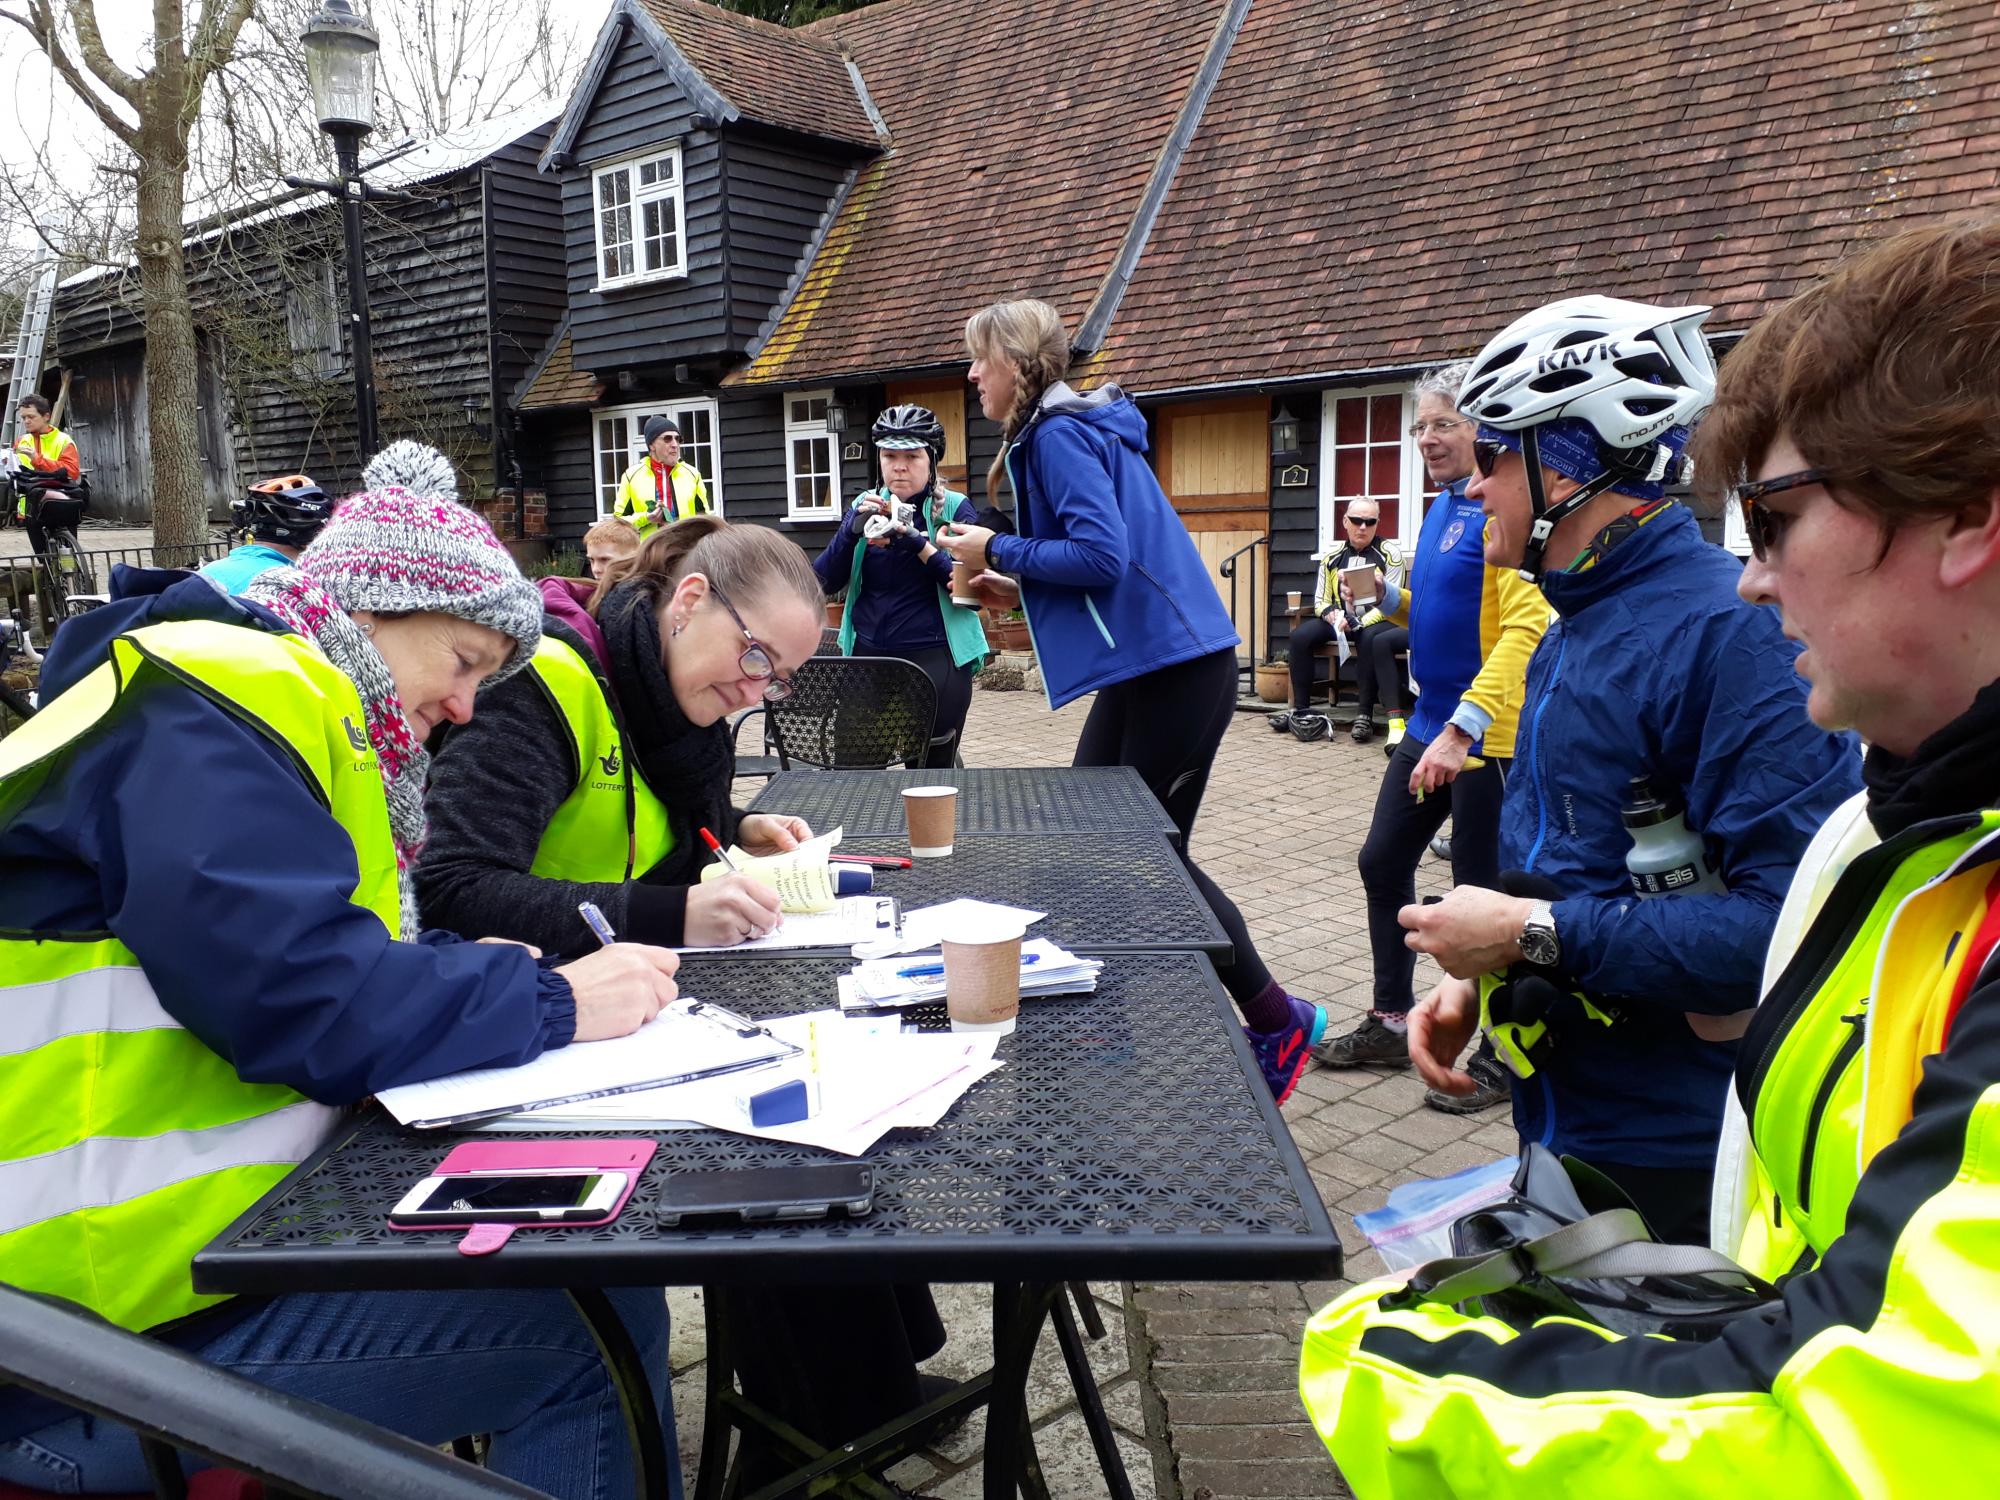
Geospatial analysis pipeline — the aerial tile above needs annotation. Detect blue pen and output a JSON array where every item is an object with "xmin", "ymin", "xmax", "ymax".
[
  {"xmin": 897, "ymin": 953, "xmax": 1040, "ymax": 979},
  {"xmin": 578, "ymin": 901, "xmax": 617, "ymax": 947}
]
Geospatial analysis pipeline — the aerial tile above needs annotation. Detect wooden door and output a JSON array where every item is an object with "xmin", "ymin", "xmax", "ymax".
[
  {"xmin": 883, "ymin": 379, "xmax": 969, "ymax": 493},
  {"xmin": 1154, "ymin": 397, "xmax": 1270, "ymax": 664}
]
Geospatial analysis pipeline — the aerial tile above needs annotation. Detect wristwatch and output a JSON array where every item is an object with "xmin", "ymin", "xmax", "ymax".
[{"xmin": 1519, "ymin": 900, "xmax": 1561, "ymax": 967}]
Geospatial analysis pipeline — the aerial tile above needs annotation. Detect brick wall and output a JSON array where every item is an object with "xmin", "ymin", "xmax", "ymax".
[{"xmin": 471, "ymin": 490, "xmax": 549, "ymax": 541}]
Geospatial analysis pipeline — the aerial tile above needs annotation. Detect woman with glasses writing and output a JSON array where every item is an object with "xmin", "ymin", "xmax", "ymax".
[{"xmin": 420, "ymin": 514, "xmax": 823, "ymax": 952}]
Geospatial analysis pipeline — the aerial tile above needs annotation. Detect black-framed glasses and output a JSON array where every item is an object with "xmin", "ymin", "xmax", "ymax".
[
  {"xmin": 1734, "ymin": 467, "xmax": 1830, "ymax": 562},
  {"xmin": 1345, "ymin": 514, "xmax": 1379, "ymax": 527},
  {"xmin": 1472, "ymin": 438, "xmax": 1509, "ymax": 478},
  {"xmin": 706, "ymin": 578, "xmax": 796, "ymax": 702}
]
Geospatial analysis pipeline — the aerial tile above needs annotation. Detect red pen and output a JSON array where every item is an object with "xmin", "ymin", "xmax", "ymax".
[
  {"xmin": 698, "ymin": 827, "xmax": 740, "ymax": 872},
  {"xmin": 829, "ymin": 854, "xmax": 913, "ymax": 870}
]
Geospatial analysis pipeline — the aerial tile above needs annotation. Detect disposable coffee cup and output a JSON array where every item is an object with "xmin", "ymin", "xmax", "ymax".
[
  {"xmin": 1285, "ymin": 589, "xmax": 1303, "ymax": 610},
  {"xmin": 949, "ymin": 558, "xmax": 982, "ymax": 609},
  {"xmin": 902, "ymin": 785, "xmax": 957, "ymax": 858},
  {"xmin": 940, "ymin": 916, "xmax": 1026, "ymax": 1034},
  {"xmin": 1341, "ymin": 563, "xmax": 1378, "ymax": 605}
]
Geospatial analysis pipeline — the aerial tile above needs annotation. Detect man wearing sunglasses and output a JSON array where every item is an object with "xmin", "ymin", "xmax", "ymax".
[
  {"xmin": 1392, "ymin": 295, "xmax": 1860, "ymax": 1244},
  {"xmin": 1302, "ymin": 214, "xmax": 2000, "ymax": 1500},
  {"xmin": 1269, "ymin": 500, "xmax": 1405, "ymax": 743}
]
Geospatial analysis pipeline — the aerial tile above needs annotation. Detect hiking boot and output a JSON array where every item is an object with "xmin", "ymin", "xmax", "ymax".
[
  {"xmin": 1425, "ymin": 1047, "xmax": 1513, "ymax": 1114},
  {"xmin": 1311, "ymin": 1013, "xmax": 1412, "ymax": 1069},
  {"xmin": 1383, "ymin": 717, "xmax": 1407, "ymax": 756},
  {"xmin": 1291, "ymin": 712, "xmax": 1331, "ymax": 743},
  {"xmin": 1244, "ymin": 997, "xmax": 1327, "ymax": 1105},
  {"xmin": 1267, "ymin": 710, "xmax": 1294, "ymax": 733},
  {"xmin": 1350, "ymin": 715, "xmax": 1375, "ymax": 744},
  {"xmin": 1429, "ymin": 833, "xmax": 1452, "ymax": 861}
]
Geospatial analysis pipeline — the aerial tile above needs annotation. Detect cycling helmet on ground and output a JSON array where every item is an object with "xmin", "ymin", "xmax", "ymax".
[
  {"xmin": 233, "ymin": 474, "xmax": 333, "ymax": 546},
  {"xmin": 870, "ymin": 404, "xmax": 947, "ymax": 460},
  {"xmin": 1458, "ymin": 297, "xmax": 1717, "ymax": 581}
]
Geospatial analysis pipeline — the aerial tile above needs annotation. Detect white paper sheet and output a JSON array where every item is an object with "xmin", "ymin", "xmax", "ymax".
[{"xmin": 671, "ymin": 894, "xmax": 898, "ymax": 953}]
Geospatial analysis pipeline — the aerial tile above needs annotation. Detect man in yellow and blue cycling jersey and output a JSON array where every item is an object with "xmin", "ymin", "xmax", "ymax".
[{"xmin": 1303, "ymin": 216, "xmax": 2000, "ymax": 1496}]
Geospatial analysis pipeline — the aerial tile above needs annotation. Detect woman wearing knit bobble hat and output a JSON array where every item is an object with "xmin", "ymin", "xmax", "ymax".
[{"xmin": 0, "ymin": 448, "xmax": 684, "ymax": 1500}]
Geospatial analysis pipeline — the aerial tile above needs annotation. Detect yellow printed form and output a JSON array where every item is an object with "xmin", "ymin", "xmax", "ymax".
[{"xmin": 699, "ymin": 828, "xmax": 844, "ymax": 912}]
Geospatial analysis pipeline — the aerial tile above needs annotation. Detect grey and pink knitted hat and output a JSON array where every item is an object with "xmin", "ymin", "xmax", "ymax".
[{"xmin": 293, "ymin": 446, "xmax": 542, "ymax": 678}]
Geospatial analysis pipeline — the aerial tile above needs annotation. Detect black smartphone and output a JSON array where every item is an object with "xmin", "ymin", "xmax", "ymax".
[
  {"xmin": 389, "ymin": 1171, "xmax": 624, "ymax": 1226},
  {"xmin": 655, "ymin": 1164, "xmax": 875, "ymax": 1226}
]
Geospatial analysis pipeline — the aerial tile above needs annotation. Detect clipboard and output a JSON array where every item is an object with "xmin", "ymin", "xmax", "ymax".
[{"xmin": 376, "ymin": 999, "xmax": 803, "ymax": 1129}]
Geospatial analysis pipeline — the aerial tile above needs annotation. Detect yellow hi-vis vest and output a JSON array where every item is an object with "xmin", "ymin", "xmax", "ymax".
[
  {"xmin": 613, "ymin": 458, "xmax": 708, "ymax": 539},
  {"xmin": 0, "ymin": 620, "xmax": 399, "ymax": 1333},
  {"xmin": 525, "ymin": 636, "xmax": 674, "ymax": 883},
  {"xmin": 1299, "ymin": 801, "xmax": 2000, "ymax": 1497}
]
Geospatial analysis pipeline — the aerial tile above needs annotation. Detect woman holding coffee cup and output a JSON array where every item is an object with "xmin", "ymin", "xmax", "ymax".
[
  {"xmin": 811, "ymin": 404, "xmax": 989, "ymax": 768},
  {"xmin": 937, "ymin": 297, "xmax": 1332, "ymax": 1105}
]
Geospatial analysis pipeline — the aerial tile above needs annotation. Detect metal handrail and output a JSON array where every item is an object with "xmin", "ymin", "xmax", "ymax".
[{"xmin": 1217, "ymin": 533, "xmax": 1271, "ymax": 693}]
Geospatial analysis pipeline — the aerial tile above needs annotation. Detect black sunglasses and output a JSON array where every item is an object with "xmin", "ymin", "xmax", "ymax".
[
  {"xmin": 1734, "ymin": 467, "xmax": 1830, "ymax": 562},
  {"xmin": 706, "ymin": 578, "xmax": 796, "ymax": 702},
  {"xmin": 1345, "ymin": 515, "xmax": 1379, "ymax": 526},
  {"xmin": 1472, "ymin": 438, "xmax": 1509, "ymax": 478}
]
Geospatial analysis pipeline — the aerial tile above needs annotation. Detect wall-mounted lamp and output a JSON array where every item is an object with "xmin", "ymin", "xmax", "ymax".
[
  {"xmin": 1270, "ymin": 406, "xmax": 1301, "ymax": 459},
  {"xmin": 825, "ymin": 400, "xmax": 848, "ymax": 435},
  {"xmin": 462, "ymin": 395, "xmax": 492, "ymax": 441}
]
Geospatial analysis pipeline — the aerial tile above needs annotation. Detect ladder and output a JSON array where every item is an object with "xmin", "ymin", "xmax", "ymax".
[{"xmin": 2, "ymin": 251, "xmax": 59, "ymax": 450}]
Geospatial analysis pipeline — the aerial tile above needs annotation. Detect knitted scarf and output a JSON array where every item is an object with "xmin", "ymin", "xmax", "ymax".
[
  {"xmin": 242, "ymin": 565, "xmax": 429, "ymax": 939},
  {"xmin": 596, "ymin": 580, "xmax": 735, "ymax": 883}
]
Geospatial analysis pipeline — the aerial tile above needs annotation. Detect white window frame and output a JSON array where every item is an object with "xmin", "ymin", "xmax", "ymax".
[
  {"xmin": 594, "ymin": 398, "xmax": 723, "ymax": 519},
  {"xmin": 591, "ymin": 145, "xmax": 687, "ymax": 290},
  {"xmin": 1316, "ymin": 383, "xmax": 1424, "ymax": 555},
  {"xmin": 782, "ymin": 389, "xmax": 843, "ymax": 521}
]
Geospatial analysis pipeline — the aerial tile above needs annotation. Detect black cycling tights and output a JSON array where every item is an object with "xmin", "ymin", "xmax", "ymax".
[{"xmin": 1072, "ymin": 646, "xmax": 1274, "ymax": 1006}]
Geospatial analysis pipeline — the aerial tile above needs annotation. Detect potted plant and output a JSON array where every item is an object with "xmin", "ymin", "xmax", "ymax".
[
  {"xmin": 825, "ymin": 596, "xmax": 846, "ymax": 630},
  {"xmin": 987, "ymin": 608, "xmax": 1031, "ymax": 652},
  {"xmin": 1254, "ymin": 648, "xmax": 1289, "ymax": 703}
]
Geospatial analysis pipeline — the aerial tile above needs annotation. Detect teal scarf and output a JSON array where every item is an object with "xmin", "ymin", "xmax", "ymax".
[{"xmin": 839, "ymin": 486, "xmax": 989, "ymax": 671}]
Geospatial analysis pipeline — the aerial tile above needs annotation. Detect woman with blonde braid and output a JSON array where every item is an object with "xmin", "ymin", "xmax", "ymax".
[{"xmin": 937, "ymin": 298, "xmax": 1331, "ymax": 1102}]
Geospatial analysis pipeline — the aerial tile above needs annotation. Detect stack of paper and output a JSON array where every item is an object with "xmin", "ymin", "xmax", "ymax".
[
  {"xmin": 492, "ymin": 1010, "xmax": 1001, "ymax": 1156},
  {"xmin": 843, "ymin": 937, "xmax": 1102, "ymax": 1011}
]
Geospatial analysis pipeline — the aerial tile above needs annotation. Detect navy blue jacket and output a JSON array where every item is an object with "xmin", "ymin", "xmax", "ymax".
[
  {"xmin": 986, "ymin": 383, "xmax": 1239, "ymax": 708},
  {"xmin": 811, "ymin": 487, "xmax": 972, "ymax": 650},
  {"xmin": 4, "ymin": 569, "xmax": 576, "ymax": 1107},
  {"xmin": 1502, "ymin": 503, "xmax": 1863, "ymax": 1169}
]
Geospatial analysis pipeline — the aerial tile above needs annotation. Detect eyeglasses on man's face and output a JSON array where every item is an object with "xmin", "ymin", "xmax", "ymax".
[
  {"xmin": 1472, "ymin": 439, "xmax": 1511, "ymax": 478},
  {"xmin": 1409, "ymin": 419, "xmax": 1466, "ymax": 439},
  {"xmin": 706, "ymin": 579, "xmax": 796, "ymax": 702},
  {"xmin": 1734, "ymin": 467, "xmax": 1830, "ymax": 563},
  {"xmin": 1345, "ymin": 514, "xmax": 1379, "ymax": 528}
]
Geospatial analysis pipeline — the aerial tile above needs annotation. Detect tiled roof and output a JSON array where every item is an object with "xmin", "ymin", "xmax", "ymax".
[
  {"xmin": 1097, "ymin": 0, "xmax": 2000, "ymax": 392},
  {"xmin": 635, "ymin": 0, "xmax": 877, "ymax": 149},
  {"xmin": 709, "ymin": 0, "xmax": 1998, "ymax": 395},
  {"xmin": 518, "ymin": 329, "xmax": 603, "ymax": 411},
  {"xmin": 727, "ymin": 0, "xmax": 1229, "ymax": 386}
]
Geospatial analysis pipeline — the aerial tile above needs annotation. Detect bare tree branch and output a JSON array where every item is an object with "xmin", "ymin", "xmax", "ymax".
[
  {"xmin": 67, "ymin": 0, "xmax": 145, "ymax": 107},
  {"xmin": 2, "ymin": 2, "xmax": 140, "ymax": 147}
]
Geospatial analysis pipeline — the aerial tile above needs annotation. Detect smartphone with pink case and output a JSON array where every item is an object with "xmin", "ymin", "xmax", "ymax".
[{"xmin": 389, "ymin": 1139, "xmax": 656, "ymax": 1254}]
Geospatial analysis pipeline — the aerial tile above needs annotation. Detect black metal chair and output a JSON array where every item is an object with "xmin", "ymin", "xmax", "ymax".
[
  {"xmin": 0, "ymin": 1283, "xmax": 539, "ymax": 1499},
  {"xmin": 733, "ymin": 653, "xmax": 940, "ymax": 776}
]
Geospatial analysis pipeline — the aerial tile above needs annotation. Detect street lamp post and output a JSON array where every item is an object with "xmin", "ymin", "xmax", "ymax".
[{"xmin": 297, "ymin": 0, "xmax": 382, "ymax": 463}]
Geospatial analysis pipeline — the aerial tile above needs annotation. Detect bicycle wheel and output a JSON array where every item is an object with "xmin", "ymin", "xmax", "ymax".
[{"xmin": 0, "ymin": 678, "xmax": 33, "ymax": 725}]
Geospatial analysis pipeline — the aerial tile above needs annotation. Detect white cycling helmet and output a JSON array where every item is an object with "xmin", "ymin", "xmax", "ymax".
[
  {"xmin": 1458, "ymin": 296, "xmax": 1717, "ymax": 581},
  {"xmin": 1457, "ymin": 296, "xmax": 1716, "ymax": 447}
]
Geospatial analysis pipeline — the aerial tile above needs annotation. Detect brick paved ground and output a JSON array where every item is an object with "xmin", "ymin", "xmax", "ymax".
[{"xmin": 700, "ymin": 675, "xmax": 1511, "ymax": 1499}]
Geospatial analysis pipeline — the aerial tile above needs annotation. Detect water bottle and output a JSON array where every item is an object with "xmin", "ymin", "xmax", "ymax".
[
  {"xmin": 1622, "ymin": 776, "xmax": 1744, "ymax": 1041},
  {"xmin": 1622, "ymin": 776, "xmax": 1725, "ymax": 898}
]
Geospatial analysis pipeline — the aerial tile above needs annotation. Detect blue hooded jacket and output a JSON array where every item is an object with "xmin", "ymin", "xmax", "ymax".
[
  {"xmin": 1501, "ymin": 503, "xmax": 1863, "ymax": 1169},
  {"xmin": 4, "ymin": 567, "xmax": 577, "ymax": 1108},
  {"xmin": 986, "ymin": 383, "xmax": 1239, "ymax": 708}
]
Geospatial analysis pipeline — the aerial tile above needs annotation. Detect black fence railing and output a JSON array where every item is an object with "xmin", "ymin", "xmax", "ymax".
[
  {"xmin": 1, "ymin": 539, "xmax": 233, "ymax": 652},
  {"xmin": 1217, "ymin": 533, "xmax": 1270, "ymax": 696}
]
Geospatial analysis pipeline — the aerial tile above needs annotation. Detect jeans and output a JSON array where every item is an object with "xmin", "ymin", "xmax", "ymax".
[
  {"xmin": 0, "ymin": 1287, "xmax": 677, "ymax": 1500},
  {"xmin": 1358, "ymin": 733, "xmax": 1510, "ymax": 1014}
]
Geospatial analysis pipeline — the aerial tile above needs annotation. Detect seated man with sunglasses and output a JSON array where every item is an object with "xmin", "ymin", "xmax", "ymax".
[
  {"xmin": 1302, "ymin": 214, "xmax": 2000, "ymax": 1500},
  {"xmin": 1388, "ymin": 294, "xmax": 1861, "ymax": 1243},
  {"xmin": 1269, "ymin": 499, "xmax": 1405, "ymax": 743}
]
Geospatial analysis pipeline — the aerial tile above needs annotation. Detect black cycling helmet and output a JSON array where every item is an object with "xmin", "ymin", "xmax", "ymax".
[
  {"xmin": 870, "ymin": 404, "xmax": 946, "ymax": 461},
  {"xmin": 232, "ymin": 474, "xmax": 333, "ymax": 545}
]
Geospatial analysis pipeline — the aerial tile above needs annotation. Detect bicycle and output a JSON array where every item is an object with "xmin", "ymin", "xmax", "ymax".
[
  {"xmin": 0, "ymin": 608, "xmax": 37, "ymax": 731},
  {"xmin": 4, "ymin": 464, "xmax": 101, "ymax": 622}
]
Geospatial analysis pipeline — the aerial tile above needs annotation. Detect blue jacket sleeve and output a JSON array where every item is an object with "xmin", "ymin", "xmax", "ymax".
[
  {"xmin": 811, "ymin": 506, "xmax": 863, "ymax": 593},
  {"xmin": 1552, "ymin": 606, "xmax": 1863, "ymax": 1010},
  {"xmin": 74, "ymin": 687, "xmax": 578, "ymax": 1103},
  {"xmin": 985, "ymin": 421, "xmax": 1129, "ymax": 587}
]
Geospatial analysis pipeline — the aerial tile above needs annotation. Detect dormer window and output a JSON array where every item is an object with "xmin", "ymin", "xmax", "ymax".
[{"xmin": 594, "ymin": 146, "xmax": 686, "ymax": 288}]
